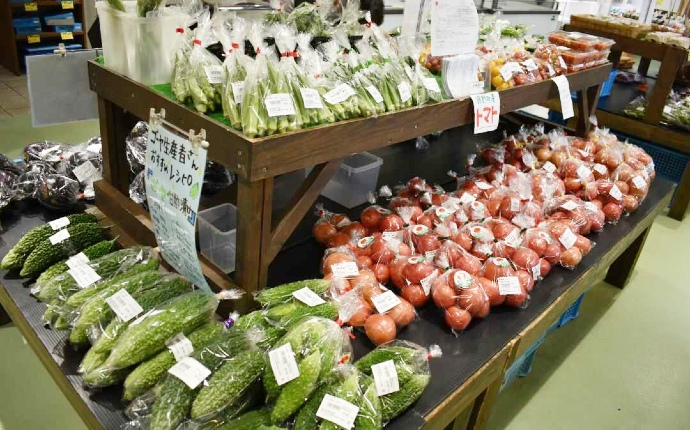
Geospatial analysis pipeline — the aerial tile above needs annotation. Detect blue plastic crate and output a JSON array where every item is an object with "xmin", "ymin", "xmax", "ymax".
[
  {"xmin": 613, "ymin": 133, "xmax": 690, "ymax": 184},
  {"xmin": 501, "ymin": 332, "xmax": 546, "ymax": 391},
  {"xmin": 554, "ymin": 293, "xmax": 585, "ymax": 330},
  {"xmin": 572, "ymin": 70, "xmax": 618, "ymax": 99}
]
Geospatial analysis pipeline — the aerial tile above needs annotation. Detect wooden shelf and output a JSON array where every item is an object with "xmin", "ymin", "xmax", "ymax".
[
  {"xmin": 11, "ymin": 1, "xmax": 82, "ymax": 7},
  {"xmin": 16, "ymin": 31, "xmax": 84, "ymax": 41}
]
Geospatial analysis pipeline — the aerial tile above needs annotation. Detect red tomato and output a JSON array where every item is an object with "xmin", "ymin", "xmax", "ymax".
[
  {"xmin": 388, "ymin": 257, "xmax": 408, "ymax": 289},
  {"xmin": 313, "ymin": 222, "xmax": 337, "ymax": 244},
  {"xmin": 326, "ymin": 232, "xmax": 351, "ymax": 248},
  {"xmin": 401, "ymin": 284, "xmax": 430, "ymax": 307},
  {"xmin": 517, "ymin": 270, "xmax": 534, "ymax": 293},
  {"xmin": 478, "ymin": 277, "xmax": 504, "ymax": 306},
  {"xmin": 356, "ymin": 255, "xmax": 373, "ymax": 269},
  {"xmin": 380, "ymin": 215, "xmax": 405, "ymax": 231},
  {"xmin": 574, "ymin": 235, "xmax": 592, "ymax": 255},
  {"xmin": 512, "ymin": 247, "xmax": 540, "ymax": 272},
  {"xmin": 365, "ymin": 314, "xmax": 397, "ymax": 345},
  {"xmin": 361, "ymin": 206, "xmax": 385, "ymax": 230},
  {"xmin": 348, "ymin": 299, "xmax": 373, "ymax": 327},
  {"xmin": 539, "ymin": 258, "xmax": 551, "ymax": 278},
  {"xmin": 403, "ymin": 257, "xmax": 436, "ymax": 285},
  {"xmin": 387, "ymin": 299, "xmax": 416, "ymax": 327},
  {"xmin": 543, "ymin": 243, "xmax": 561, "ymax": 265},
  {"xmin": 559, "ymin": 247, "xmax": 583, "ymax": 268},
  {"xmin": 504, "ymin": 284, "xmax": 528, "ymax": 308},
  {"xmin": 432, "ymin": 282, "xmax": 457, "ymax": 309},
  {"xmin": 372, "ymin": 263, "xmax": 390, "ymax": 284},
  {"xmin": 481, "ymin": 257, "xmax": 515, "ymax": 281},
  {"xmin": 603, "ymin": 202, "xmax": 622, "ymax": 222},
  {"xmin": 342, "ymin": 222, "xmax": 368, "ymax": 240},
  {"xmin": 445, "ymin": 306, "xmax": 472, "ymax": 331},
  {"xmin": 457, "ymin": 288, "xmax": 489, "ymax": 317}
]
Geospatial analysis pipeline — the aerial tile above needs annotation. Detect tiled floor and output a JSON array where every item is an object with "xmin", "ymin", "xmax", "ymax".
[{"xmin": 0, "ymin": 67, "xmax": 30, "ymax": 118}]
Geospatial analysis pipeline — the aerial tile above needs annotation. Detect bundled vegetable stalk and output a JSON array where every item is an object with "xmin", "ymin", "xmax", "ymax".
[
  {"xmin": 368, "ymin": 27, "xmax": 415, "ymax": 113},
  {"xmin": 399, "ymin": 35, "xmax": 443, "ymax": 105},
  {"xmin": 286, "ymin": 2, "xmax": 332, "ymax": 36},
  {"xmin": 295, "ymin": 33, "xmax": 336, "ymax": 125},
  {"xmin": 36, "ymin": 239, "xmax": 119, "ymax": 285},
  {"xmin": 187, "ymin": 14, "xmax": 223, "ymax": 113},
  {"xmin": 318, "ymin": 40, "xmax": 360, "ymax": 120},
  {"xmin": 171, "ymin": 28, "xmax": 195, "ymax": 103},
  {"xmin": 219, "ymin": 17, "xmax": 250, "ymax": 130}
]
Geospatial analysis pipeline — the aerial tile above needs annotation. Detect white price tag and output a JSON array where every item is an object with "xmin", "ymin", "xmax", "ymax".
[
  {"xmin": 576, "ymin": 165, "xmax": 591, "ymax": 180},
  {"xmin": 330, "ymin": 262, "xmax": 360, "ymax": 278},
  {"xmin": 324, "ymin": 84, "xmax": 356, "ymax": 104},
  {"xmin": 584, "ymin": 202, "xmax": 599, "ymax": 212},
  {"xmin": 609, "ymin": 184, "xmax": 623, "ymax": 200},
  {"xmin": 593, "ymin": 164, "xmax": 608, "ymax": 175},
  {"xmin": 105, "ymin": 289, "xmax": 144, "ymax": 323},
  {"xmin": 265, "ymin": 94, "xmax": 296, "ymax": 117},
  {"xmin": 269, "ymin": 343, "xmax": 300, "ymax": 386},
  {"xmin": 499, "ymin": 62, "xmax": 517, "ymax": 81},
  {"xmin": 382, "ymin": 231, "xmax": 404, "ymax": 242},
  {"xmin": 542, "ymin": 161, "xmax": 556, "ymax": 173},
  {"xmin": 663, "ymin": 106, "xmax": 673, "ymax": 115},
  {"xmin": 166, "ymin": 332, "xmax": 195, "ymax": 362},
  {"xmin": 232, "ymin": 81, "xmax": 245, "ymax": 105},
  {"xmin": 423, "ymin": 77, "xmax": 441, "ymax": 93},
  {"xmin": 316, "ymin": 394, "xmax": 360, "ymax": 430},
  {"xmin": 558, "ymin": 228, "xmax": 577, "ymax": 249},
  {"xmin": 531, "ymin": 264, "xmax": 541, "ymax": 279},
  {"xmin": 504, "ymin": 228, "xmax": 521, "ymax": 247},
  {"xmin": 49, "ymin": 229, "xmax": 70, "ymax": 245},
  {"xmin": 72, "ymin": 161, "xmax": 101, "ymax": 184},
  {"xmin": 560, "ymin": 200, "xmax": 579, "ymax": 211},
  {"xmin": 65, "ymin": 252, "xmax": 89, "ymax": 269},
  {"xmin": 67, "ymin": 264, "xmax": 101, "ymax": 289},
  {"xmin": 292, "ymin": 287, "xmax": 326, "ymax": 307},
  {"xmin": 459, "ymin": 192, "xmax": 476, "ymax": 204},
  {"xmin": 497, "ymin": 276, "xmax": 522, "ymax": 295},
  {"xmin": 552, "ymin": 75, "xmax": 574, "ymax": 120},
  {"xmin": 168, "ymin": 357, "xmax": 212, "ymax": 389},
  {"xmin": 522, "ymin": 59, "xmax": 538, "ymax": 72},
  {"xmin": 49, "ymin": 217, "xmax": 70, "ymax": 230},
  {"xmin": 398, "ymin": 82, "xmax": 412, "ymax": 103},
  {"xmin": 645, "ymin": 162, "xmax": 655, "ymax": 175},
  {"xmin": 558, "ymin": 56, "xmax": 567, "ymax": 69},
  {"xmin": 300, "ymin": 88, "xmax": 324, "ymax": 109},
  {"xmin": 510, "ymin": 198, "xmax": 520, "ymax": 212},
  {"xmin": 475, "ymin": 181, "xmax": 493, "ymax": 190},
  {"xmin": 372, "ymin": 360, "xmax": 400, "ymax": 396},
  {"xmin": 371, "ymin": 290, "xmax": 402, "ymax": 314},
  {"xmin": 470, "ymin": 92, "xmax": 500, "ymax": 134},
  {"xmin": 632, "ymin": 176, "xmax": 646, "ymax": 189},
  {"xmin": 420, "ymin": 270, "xmax": 438, "ymax": 295},
  {"xmin": 547, "ymin": 63, "xmax": 556, "ymax": 76},
  {"xmin": 203, "ymin": 66, "xmax": 223, "ymax": 84},
  {"xmin": 424, "ymin": 250, "xmax": 438, "ymax": 262},
  {"xmin": 365, "ymin": 85, "xmax": 384, "ymax": 103}
]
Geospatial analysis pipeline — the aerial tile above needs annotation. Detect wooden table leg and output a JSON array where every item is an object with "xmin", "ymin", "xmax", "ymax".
[
  {"xmin": 575, "ymin": 82, "xmax": 603, "ymax": 137},
  {"xmin": 643, "ymin": 48, "xmax": 686, "ymax": 126},
  {"xmin": 637, "ymin": 57, "xmax": 651, "ymax": 76},
  {"xmin": 450, "ymin": 403, "xmax": 474, "ymax": 430},
  {"xmin": 604, "ymin": 226, "xmax": 651, "ymax": 288},
  {"xmin": 97, "ymin": 97, "xmax": 135, "ymax": 195},
  {"xmin": 668, "ymin": 162, "xmax": 690, "ymax": 221},
  {"xmin": 466, "ymin": 376, "xmax": 503, "ymax": 430}
]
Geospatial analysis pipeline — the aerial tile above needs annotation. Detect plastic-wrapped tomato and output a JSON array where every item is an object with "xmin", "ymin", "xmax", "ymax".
[
  {"xmin": 313, "ymin": 220, "xmax": 337, "ymax": 244},
  {"xmin": 360, "ymin": 205, "xmax": 390, "ymax": 230}
]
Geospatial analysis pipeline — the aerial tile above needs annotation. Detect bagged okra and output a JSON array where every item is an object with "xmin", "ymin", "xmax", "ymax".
[
  {"xmin": 368, "ymin": 25, "xmax": 415, "ymax": 112},
  {"xmin": 264, "ymin": 316, "xmax": 353, "ymax": 423},
  {"xmin": 399, "ymin": 35, "xmax": 443, "ymax": 105},
  {"xmin": 218, "ymin": 17, "xmax": 249, "ymax": 130},
  {"xmin": 318, "ymin": 40, "xmax": 360, "ymax": 120},
  {"xmin": 295, "ymin": 33, "xmax": 336, "ymax": 125},
  {"xmin": 187, "ymin": 14, "xmax": 223, "ymax": 113},
  {"xmin": 355, "ymin": 340, "xmax": 441, "ymax": 424},
  {"xmin": 171, "ymin": 28, "xmax": 195, "ymax": 104}
]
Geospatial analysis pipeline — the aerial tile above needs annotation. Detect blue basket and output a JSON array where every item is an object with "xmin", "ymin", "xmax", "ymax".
[
  {"xmin": 551, "ymin": 293, "xmax": 585, "ymax": 333},
  {"xmin": 501, "ymin": 332, "xmax": 546, "ymax": 391},
  {"xmin": 572, "ymin": 70, "xmax": 618, "ymax": 99},
  {"xmin": 613, "ymin": 133, "xmax": 690, "ymax": 184}
]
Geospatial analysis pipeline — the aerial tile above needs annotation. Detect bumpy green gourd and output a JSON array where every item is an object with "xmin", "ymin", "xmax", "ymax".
[
  {"xmin": 355, "ymin": 346, "xmax": 419, "ymax": 374},
  {"xmin": 122, "ymin": 322, "xmax": 225, "ymax": 401},
  {"xmin": 265, "ymin": 301, "xmax": 339, "ymax": 329},
  {"xmin": 190, "ymin": 349, "xmax": 266, "ymax": 419},
  {"xmin": 271, "ymin": 350, "xmax": 322, "ymax": 423},
  {"xmin": 21, "ymin": 223, "xmax": 105, "ymax": 276},
  {"xmin": 380, "ymin": 374, "xmax": 430, "ymax": 422},
  {"xmin": 355, "ymin": 378, "xmax": 382, "ymax": 430},
  {"xmin": 319, "ymin": 371, "xmax": 360, "ymax": 430},
  {"xmin": 0, "ymin": 214, "xmax": 97, "ymax": 270},
  {"xmin": 255, "ymin": 279, "xmax": 330, "ymax": 306},
  {"xmin": 79, "ymin": 348, "xmax": 110, "ymax": 377},
  {"xmin": 36, "ymin": 239, "xmax": 119, "ymax": 285},
  {"xmin": 104, "ymin": 292, "xmax": 218, "ymax": 370},
  {"xmin": 293, "ymin": 383, "xmax": 332, "ymax": 430},
  {"xmin": 216, "ymin": 408, "xmax": 271, "ymax": 430},
  {"xmin": 232, "ymin": 311, "xmax": 283, "ymax": 350}
]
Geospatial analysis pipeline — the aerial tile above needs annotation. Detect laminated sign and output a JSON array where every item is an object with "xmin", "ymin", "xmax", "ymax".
[{"xmin": 145, "ymin": 116, "xmax": 211, "ymax": 291}]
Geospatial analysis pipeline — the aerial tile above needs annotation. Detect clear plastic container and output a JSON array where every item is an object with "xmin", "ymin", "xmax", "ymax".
[
  {"xmin": 548, "ymin": 31, "xmax": 615, "ymax": 52},
  {"xmin": 320, "ymin": 152, "xmax": 383, "ymax": 209},
  {"xmin": 557, "ymin": 47, "xmax": 600, "ymax": 65},
  {"xmin": 198, "ymin": 203, "xmax": 237, "ymax": 274},
  {"xmin": 96, "ymin": 1, "xmax": 186, "ymax": 85}
]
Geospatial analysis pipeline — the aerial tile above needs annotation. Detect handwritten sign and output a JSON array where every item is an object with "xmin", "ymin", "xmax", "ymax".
[
  {"xmin": 470, "ymin": 92, "xmax": 500, "ymax": 133},
  {"xmin": 431, "ymin": 0, "xmax": 478, "ymax": 57},
  {"xmin": 145, "ymin": 124, "xmax": 210, "ymax": 291}
]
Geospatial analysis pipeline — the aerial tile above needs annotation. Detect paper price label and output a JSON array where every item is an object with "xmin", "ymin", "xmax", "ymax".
[
  {"xmin": 372, "ymin": 360, "xmax": 400, "ymax": 396},
  {"xmin": 420, "ymin": 269, "xmax": 438, "ymax": 295},
  {"xmin": 168, "ymin": 357, "xmax": 211, "ymax": 389},
  {"xmin": 423, "ymin": 77, "xmax": 441, "ymax": 93},
  {"xmin": 382, "ymin": 230, "xmax": 404, "ymax": 242},
  {"xmin": 552, "ymin": 75, "xmax": 574, "ymax": 120},
  {"xmin": 632, "ymin": 176, "xmax": 646, "ymax": 189},
  {"xmin": 559, "ymin": 228, "xmax": 577, "ymax": 249},
  {"xmin": 500, "ymin": 62, "xmax": 518, "ymax": 81},
  {"xmin": 560, "ymin": 200, "xmax": 579, "ymax": 211},
  {"xmin": 269, "ymin": 343, "xmax": 300, "ymax": 386},
  {"xmin": 24, "ymin": 2, "xmax": 37, "ymax": 11},
  {"xmin": 497, "ymin": 276, "xmax": 522, "ymax": 295},
  {"xmin": 645, "ymin": 162, "xmax": 655, "ymax": 176},
  {"xmin": 324, "ymin": 83, "xmax": 356, "ymax": 104},
  {"xmin": 475, "ymin": 181, "xmax": 493, "ymax": 190},
  {"xmin": 231, "ymin": 81, "xmax": 245, "ymax": 105},
  {"xmin": 330, "ymin": 261, "xmax": 359, "ymax": 279},
  {"xmin": 60, "ymin": 32, "xmax": 74, "ymax": 41},
  {"xmin": 65, "ymin": 252, "xmax": 89, "ymax": 269},
  {"xmin": 73, "ymin": 160, "xmax": 100, "ymax": 184},
  {"xmin": 424, "ymin": 250, "xmax": 438, "ymax": 262},
  {"xmin": 510, "ymin": 198, "xmax": 520, "ymax": 212},
  {"xmin": 292, "ymin": 287, "xmax": 326, "ymax": 307},
  {"xmin": 531, "ymin": 264, "xmax": 541, "ymax": 279},
  {"xmin": 470, "ymin": 92, "xmax": 500, "ymax": 134},
  {"xmin": 49, "ymin": 229, "xmax": 70, "ymax": 245},
  {"xmin": 68, "ymin": 264, "xmax": 101, "ymax": 289},
  {"xmin": 203, "ymin": 66, "xmax": 223, "ymax": 84},
  {"xmin": 365, "ymin": 85, "xmax": 384, "ymax": 103},
  {"xmin": 459, "ymin": 192, "xmax": 476, "ymax": 204},
  {"xmin": 576, "ymin": 165, "xmax": 591, "ymax": 180},
  {"xmin": 584, "ymin": 202, "xmax": 598, "ymax": 212},
  {"xmin": 504, "ymin": 228, "xmax": 521, "ymax": 247},
  {"xmin": 300, "ymin": 88, "xmax": 323, "ymax": 109},
  {"xmin": 609, "ymin": 184, "xmax": 623, "ymax": 200},
  {"xmin": 317, "ymin": 394, "xmax": 360, "ymax": 430},
  {"xmin": 593, "ymin": 164, "xmax": 608, "ymax": 175},
  {"xmin": 547, "ymin": 63, "xmax": 556, "ymax": 76},
  {"xmin": 166, "ymin": 333, "xmax": 195, "ymax": 362},
  {"xmin": 398, "ymin": 82, "xmax": 412, "ymax": 103},
  {"xmin": 558, "ymin": 56, "xmax": 567, "ymax": 69},
  {"xmin": 62, "ymin": 1, "xmax": 74, "ymax": 9},
  {"xmin": 265, "ymin": 93, "xmax": 296, "ymax": 117},
  {"xmin": 49, "ymin": 216, "xmax": 70, "ymax": 230},
  {"xmin": 27, "ymin": 34, "xmax": 40, "ymax": 44},
  {"xmin": 522, "ymin": 59, "xmax": 538, "ymax": 72},
  {"xmin": 542, "ymin": 161, "xmax": 556, "ymax": 173},
  {"xmin": 106, "ymin": 289, "xmax": 144, "ymax": 323},
  {"xmin": 371, "ymin": 290, "xmax": 402, "ymax": 314}
]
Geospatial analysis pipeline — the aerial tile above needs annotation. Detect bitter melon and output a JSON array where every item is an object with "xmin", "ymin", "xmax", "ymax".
[
  {"xmin": 190, "ymin": 349, "xmax": 266, "ymax": 419},
  {"xmin": 266, "ymin": 301, "xmax": 340, "ymax": 329},
  {"xmin": 122, "ymin": 322, "xmax": 225, "ymax": 401},
  {"xmin": 354, "ymin": 345, "xmax": 420, "ymax": 374},
  {"xmin": 232, "ymin": 310, "xmax": 283, "ymax": 350},
  {"xmin": 293, "ymin": 383, "xmax": 333, "ymax": 430},
  {"xmin": 36, "ymin": 239, "xmax": 118, "ymax": 285},
  {"xmin": 355, "ymin": 377, "xmax": 382, "ymax": 430},
  {"xmin": 0, "ymin": 214, "xmax": 97, "ymax": 270},
  {"xmin": 255, "ymin": 279, "xmax": 330, "ymax": 307},
  {"xmin": 319, "ymin": 370, "xmax": 360, "ymax": 430},
  {"xmin": 270, "ymin": 350, "xmax": 322, "ymax": 423},
  {"xmin": 215, "ymin": 407, "xmax": 271, "ymax": 430},
  {"xmin": 380, "ymin": 373, "xmax": 430, "ymax": 422},
  {"xmin": 21, "ymin": 223, "xmax": 105, "ymax": 276}
]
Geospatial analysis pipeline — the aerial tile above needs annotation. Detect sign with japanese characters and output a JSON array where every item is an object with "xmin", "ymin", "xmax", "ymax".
[
  {"xmin": 470, "ymin": 92, "xmax": 500, "ymax": 133},
  {"xmin": 145, "ymin": 122, "xmax": 211, "ymax": 291}
]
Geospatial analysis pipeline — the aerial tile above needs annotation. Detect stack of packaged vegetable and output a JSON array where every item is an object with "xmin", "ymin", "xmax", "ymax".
[
  {"xmin": 312, "ymin": 124, "xmax": 655, "ymax": 336},
  {"xmin": 547, "ymin": 31, "xmax": 614, "ymax": 73}
]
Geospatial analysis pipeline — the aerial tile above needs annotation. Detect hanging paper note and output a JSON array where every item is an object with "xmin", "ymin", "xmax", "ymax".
[
  {"xmin": 145, "ymin": 124, "xmax": 211, "ymax": 291},
  {"xmin": 552, "ymin": 75, "xmax": 574, "ymax": 119},
  {"xmin": 431, "ymin": 0, "xmax": 478, "ymax": 57},
  {"xmin": 470, "ymin": 92, "xmax": 500, "ymax": 134}
]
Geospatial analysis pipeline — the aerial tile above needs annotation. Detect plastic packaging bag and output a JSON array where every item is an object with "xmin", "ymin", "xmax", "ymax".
[
  {"xmin": 126, "ymin": 121, "xmax": 149, "ymax": 174},
  {"xmin": 480, "ymin": 256, "xmax": 529, "ymax": 308},
  {"xmin": 219, "ymin": 17, "xmax": 249, "ymax": 130},
  {"xmin": 431, "ymin": 269, "xmax": 489, "ymax": 333},
  {"xmin": 187, "ymin": 14, "xmax": 223, "ymax": 113}
]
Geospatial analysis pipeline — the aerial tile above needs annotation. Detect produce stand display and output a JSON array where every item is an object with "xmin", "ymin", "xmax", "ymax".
[{"xmin": 562, "ymin": 23, "xmax": 690, "ymax": 221}]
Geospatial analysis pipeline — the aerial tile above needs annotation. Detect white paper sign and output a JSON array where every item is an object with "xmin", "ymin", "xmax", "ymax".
[
  {"xmin": 593, "ymin": 164, "xmax": 608, "ymax": 175},
  {"xmin": 531, "ymin": 264, "xmax": 541, "ymax": 279},
  {"xmin": 431, "ymin": 0, "xmax": 478, "ymax": 57},
  {"xmin": 510, "ymin": 198, "xmax": 521, "ymax": 212},
  {"xmin": 632, "ymin": 176, "xmax": 646, "ymax": 189},
  {"xmin": 470, "ymin": 92, "xmax": 500, "ymax": 134},
  {"xmin": 459, "ymin": 192, "xmax": 476, "ymax": 204},
  {"xmin": 203, "ymin": 66, "xmax": 223, "ymax": 84},
  {"xmin": 67, "ymin": 264, "xmax": 101, "ymax": 289},
  {"xmin": 65, "ymin": 252, "xmax": 90, "ymax": 269},
  {"xmin": 168, "ymin": 357, "xmax": 211, "ymax": 389},
  {"xmin": 372, "ymin": 360, "xmax": 400, "ymax": 396},
  {"xmin": 365, "ymin": 85, "xmax": 384, "ymax": 103},
  {"xmin": 560, "ymin": 200, "xmax": 579, "ymax": 211},
  {"xmin": 292, "ymin": 287, "xmax": 326, "ymax": 307},
  {"xmin": 231, "ymin": 81, "xmax": 245, "ymax": 105},
  {"xmin": 371, "ymin": 290, "xmax": 402, "ymax": 314},
  {"xmin": 146, "ymin": 125, "xmax": 211, "ymax": 291},
  {"xmin": 542, "ymin": 161, "xmax": 556, "ymax": 173},
  {"xmin": 398, "ymin": 82, "xmax": 412, "ymax": 103},
  {"xmin": 382, "ymin": 230, "xmax": 404, "ymax": 242},
  {"xmin": 610, "ymin": 184, "xmax": 623, "ymax": 200},
  {"xmin": 166, "ymin": 332, "xmax": 195, "ymax": 362},
  {"xmin": 552, "ymin": 75, "xmax": 574, "ymax": 119},
  {"xmin": 265, "ymin": 94, "xmax": 296, "ymax": 117},
  {"xmin": 106, "ymin": 289, "xmax": 144, "ymax": 323},
  {"xmin": 49, "ymin": 217, "xmax": 70, "ymax": 230},
  {"xmin": 49, "ymin": 229, "xmax": 70, "ymax": 245},
  {"xmin": 423, "ymin": 77, "xmax": 441, "ymax": 93},
  {"xmin": 497, "ymin": 276, "xmax": 522, "ymax": 295},
  {"xmin": 559, "ymin": 228, "xmax": 577, "ymax": 249},
  {"xmin": 331, "ymin": 262, "xmax": 360, "ymax": 278},
  {"xmin": 72, "ymin": 161, "xmax": 101, "ymax": 185},
  {"xmin": 584, "ymin": 202, "xmax": 599, "ymax": 212},
  {"xmin": 420, "ymin": 270, "xmax": 438, "ymax": 295},
  {"xmin": 317, "ymin": 394, "xmax": 360, "ymax": 430},
  {"xmin": 505, "ymin": 228, "xmax": 521, "ymax": 247},
  {"xmin": 300, "ymin": 88, "xmax": 324, "ymax": 109},
  {"xmin": 324, "ymin": 84, "xmax": 356, "ymax": 104},
  {"xmin": 269, "ymin": 343, "xmax": 300, "ymax": 386},
  {"xmin": 576, "ymin": 165, "xmax": 591, "ymax": 180},
  {"xmin": 522, "ymin": 59, "xmax": 538, "ymax": 72},
  {"xmin": 475, "ymin": 181, "xmax": 493, "ymax": 190}
]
